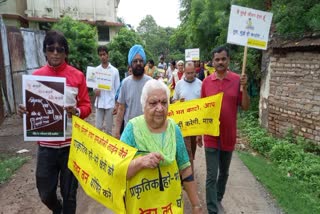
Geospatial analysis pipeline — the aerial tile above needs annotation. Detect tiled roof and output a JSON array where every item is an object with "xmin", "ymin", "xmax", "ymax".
[{"xmin": 270, "ymin": 32, "xmax": 320, "ymax": 49}]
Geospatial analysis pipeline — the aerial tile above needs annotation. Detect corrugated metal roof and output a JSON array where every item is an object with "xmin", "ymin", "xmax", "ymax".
[{"xmin": 270, "ymin": 33, "xmax": 320, "ymax": 49}]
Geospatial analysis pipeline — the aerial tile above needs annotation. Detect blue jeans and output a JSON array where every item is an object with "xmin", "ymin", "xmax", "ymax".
[
  {"xmin": 205, "ymin": 148, "xmax": 233, "ymax": 214},
  {"xmin": 36, "ymin": 146, "xmax": 78, "ymax": 214}
]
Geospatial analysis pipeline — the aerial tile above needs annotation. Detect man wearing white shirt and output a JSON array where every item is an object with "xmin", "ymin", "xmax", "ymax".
[
  {"xmin": 173, "ymin": 61, "xmax": 202, "ymax": 172},
  {"xmin": 94, "ymin": 46, "xmax": 120, "ymax": 135}
]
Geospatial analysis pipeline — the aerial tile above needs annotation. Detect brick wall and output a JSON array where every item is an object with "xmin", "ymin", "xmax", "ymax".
[{"xmin": 260, "ymin": 51, "xmax": 320, "ymax": 143}]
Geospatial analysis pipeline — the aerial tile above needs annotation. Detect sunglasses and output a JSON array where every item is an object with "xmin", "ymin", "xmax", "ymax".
[
  {"xmin": 132, "ymin": 59, "xmax": 144, "ymax": 64},
  {"xmin": 46, "ymin": 46, "xmax": 65, "ymax": 53}
]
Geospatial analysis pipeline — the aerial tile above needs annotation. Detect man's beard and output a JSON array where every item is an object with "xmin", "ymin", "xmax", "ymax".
[{"xmin": 132, "ymin": 65, "xmax": 144, "ymax": 76}]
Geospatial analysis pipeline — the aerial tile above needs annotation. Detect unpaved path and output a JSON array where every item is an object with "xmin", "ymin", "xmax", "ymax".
[{"xmin": 0, "ymin": 114, "xmax": 282, "ymax": 214}]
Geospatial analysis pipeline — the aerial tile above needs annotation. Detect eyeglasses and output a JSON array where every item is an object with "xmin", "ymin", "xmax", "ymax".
[
  {"xmin": 132, "ymin": 59, "xmax": 144, "ymax": 64},
  {"xmin": 46, "ymin": 46, "xmax": 65, "ymax": 53}
]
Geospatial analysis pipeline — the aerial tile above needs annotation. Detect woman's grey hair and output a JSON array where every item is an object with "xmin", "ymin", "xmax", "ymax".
[
  {"xmin": 177, "ymin": 60, "xmax": 184, "ymax": 66},
  {"xmin": 141, "ymin": 79, "xmax": 170, "ymax": 112}
]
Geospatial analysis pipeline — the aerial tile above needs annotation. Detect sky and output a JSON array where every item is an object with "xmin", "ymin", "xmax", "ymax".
[{"xmin": 117, "ymin": 0, "xmax": 181, "ymax": 29}]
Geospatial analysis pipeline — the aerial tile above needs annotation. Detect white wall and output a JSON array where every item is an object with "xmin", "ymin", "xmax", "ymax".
[{"xmin": 25, "ymin": 0, "xmax": 117, "ymax": 22}]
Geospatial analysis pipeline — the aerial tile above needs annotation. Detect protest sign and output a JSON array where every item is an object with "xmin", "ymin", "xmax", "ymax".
[
  {"xmin": 22, "ymin": 75, "xmax": 66, "ymax": 141},
  {"xmin": 68, "ymin": 117, "xmax": 137, "ymax": 213},
  {"xmin": 86, "ymin": 66, "xmax": 112, "ymax": 90},
  {"xmin": 227, "ymin": 5, "xmax": 273, "ymax": 50},
  {"xmin": 185, "ymin": 48, "xmax": 200, "ymax": 61},
  {"xmin": 168, "ymin": 93, "xmax": 223, "ymax": 137}
]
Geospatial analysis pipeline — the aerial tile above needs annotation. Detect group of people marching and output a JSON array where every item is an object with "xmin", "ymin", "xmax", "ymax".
[{"xmin": 19, "ymin": 30, "xmax": 250, "ymax": 214}]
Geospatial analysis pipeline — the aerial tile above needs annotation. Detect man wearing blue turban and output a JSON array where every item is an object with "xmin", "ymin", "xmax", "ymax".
[
  {"xmin": 128, "ymin": 44, "xmax": 146, "ymax": 65},
  {"xmin": 114, "ymin": 45, "xmax": 152, "ymax": 139}
]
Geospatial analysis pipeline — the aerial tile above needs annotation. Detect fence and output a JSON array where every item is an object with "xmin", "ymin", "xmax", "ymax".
[{"xmin": 0, "ymin": 15, "xmax": 46, "ymax": 123}]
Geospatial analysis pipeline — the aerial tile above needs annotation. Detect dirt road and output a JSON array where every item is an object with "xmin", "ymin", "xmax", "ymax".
[
  {"xmin": 0, "ymin": 114, "xmax": 203, "ymax": 213},
  {"xmin": 0, "ymin": 114, "xmax": 282, "ymax": 214}
]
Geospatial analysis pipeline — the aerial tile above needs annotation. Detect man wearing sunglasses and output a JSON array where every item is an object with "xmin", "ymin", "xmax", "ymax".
[
  {"xmin": 18, "ymin": 30, "xmax": 91, "ymax": 214},
  {"xmin": 114, "ymin": 44, "xmax": 152, "ymax": 139}
]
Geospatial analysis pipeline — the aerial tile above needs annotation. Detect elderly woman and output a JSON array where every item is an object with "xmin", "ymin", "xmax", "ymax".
[{"xmin": 121, "ymin": 79, "xmax": 203, "ymax": 213}]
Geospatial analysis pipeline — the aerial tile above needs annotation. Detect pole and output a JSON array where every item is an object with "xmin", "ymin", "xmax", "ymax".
[
  {"xmin": 240, "ymin": 46, "xmax": 248, "ymax": 91},
  {"xmin": 241, "ymin": 46, "xmax": 248, "ymax": 76}
]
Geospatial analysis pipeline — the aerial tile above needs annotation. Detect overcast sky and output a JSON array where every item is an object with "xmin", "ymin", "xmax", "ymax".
[{"xmin": 117, "ymin": 0, "xmax": 181, "ymax": 29}]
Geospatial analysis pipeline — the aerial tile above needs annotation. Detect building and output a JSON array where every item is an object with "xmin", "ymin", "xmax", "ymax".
[
  {"xmin": 259, "ymin": 33, "xmax": 320, "ymax": 143},
  {"xmin": 0, "ymin": 0, "xmax": 123, "ymax": 44}
]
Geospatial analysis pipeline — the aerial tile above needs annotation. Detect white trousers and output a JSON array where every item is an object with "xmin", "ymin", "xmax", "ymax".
[{"xmin": 95, "ymin": 108, "xmax": 113, "ymax": 136}]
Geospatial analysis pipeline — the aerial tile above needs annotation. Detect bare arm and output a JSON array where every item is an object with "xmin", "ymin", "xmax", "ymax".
[
  {"xmin": 181, "ymin": 166, "xmax": 203, "ymax": 213},
  {"xmin": 114, "ymin": 103, "xmax": 125, "ymax": 139},
  {"xmin": 240, "ymin": 74, "xmax": 250, "ymax": 111}
]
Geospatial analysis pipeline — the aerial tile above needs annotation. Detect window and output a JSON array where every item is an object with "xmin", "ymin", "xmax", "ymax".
[
  {"xmin": 97, "ymin": 26, "xmax": 110, "ymax": 42},
  {"xmin": 39, "ymin": 22, "xmax": 53, "ymax": 31}
]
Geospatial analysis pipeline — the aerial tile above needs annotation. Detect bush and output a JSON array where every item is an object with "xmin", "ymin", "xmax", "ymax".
[
  {"xmin": 250, "ymin": 136, "xmax": 275, "ymax": 156},
  {"xmin": 239, "ymin": 106, "xmax": 320, "ymax": 197},
  {"xmin": 52, "ymin": 16, "xmax": 99, "ymax": 74}
]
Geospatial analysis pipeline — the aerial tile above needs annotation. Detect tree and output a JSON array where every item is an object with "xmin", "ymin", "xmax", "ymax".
[
  {"xmin": 179, "ymin": 0, "xmax": 192, "ymax": 24},
  {"xmin": 52, "ymin": 16, "xmax": 99, "ymax": 74},
  {"xmin": 272, "ymin": 0, "xmax": 320, "ymax": 35},
  {"xmin": 137, "ymin": 15, "xmax": 178, "ymax": 63},
  {"xmin": 107, "ymin": 27, "xmax": 144, "ymax": 78}
]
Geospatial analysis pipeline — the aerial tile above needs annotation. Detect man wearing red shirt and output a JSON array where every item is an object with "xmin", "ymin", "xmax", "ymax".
[
  {"xmin": 19, "ymin": 30, "xmax": 91, "ymax": 214},
  {"xmin": 198, "ymin": 46, "xmax": 250, "ymax": 214}
]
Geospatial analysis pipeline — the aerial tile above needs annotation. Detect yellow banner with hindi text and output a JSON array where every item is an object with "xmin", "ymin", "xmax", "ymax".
[
  {"xmin": 168, "ymin": 93, "xmax": 223, "ymax": 137},
  {"xmin": 126, "ymin": 159, "xmax": 183, "ymax": 213},
  {"xmin": 68, "ymin": 117, "xmax": 137, "ymax": 213}
]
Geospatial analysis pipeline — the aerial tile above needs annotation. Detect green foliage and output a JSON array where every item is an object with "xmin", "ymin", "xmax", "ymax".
[
  {"xmin": 169, "ymin": 25, "xmax": 189, "ymax": 54},
  {"xmin": 269, "ymin": 143, "xmax": 320, "ymax": 195},
  {"xmin": 307, "ymin": 4, "xmax": 320, "ymax": 30},
  {"xmin": 107, "ymin": 27, "xmax": 144, "ymax": 78},
  {"xmin": 269, "ymin": 143, "xmax": 302, "ymax": 164},
  {"xmin": 52, "ymin": 16, "xmax": 99, "ymax": 73},
  {"xmin": 296, "ymin": 137, "xmax": 320, "ymax": 155},
  {"xmin": 137, "ymin": 15, "xmax": 178, "ymax": 62},
  {"xmin": 238, "ymin": 151, "xmax": 320, "ymax": 214},
  {"xmin": 239, "ymin": 102, "xmax": 320, "ymax": 205},
  {"xmin": 0, "ymin": 154, "xmax": 29, "ymax": 184},
  {"xmin": 174, "ymin": 0, "xmax": 320, "ymax": 94},
  {"xmin": 172, "ymin": 0, "xmax": 265, "ymax": 91},
  {"xmin": 272, "ymin": 0, "xmax": 320, "ymax": 35}
]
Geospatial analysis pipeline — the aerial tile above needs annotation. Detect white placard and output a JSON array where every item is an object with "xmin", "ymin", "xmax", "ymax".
[
  {"xmin": 86, "ymin": 66, "xmax": 112, "ymax": 90},
  {"xmin": 227, "ymin": 5, "xmax": 273, "ymax": 50},
  {"xmin": 185, "ymin": 48, "xmax": 200, "ymax": 61}
]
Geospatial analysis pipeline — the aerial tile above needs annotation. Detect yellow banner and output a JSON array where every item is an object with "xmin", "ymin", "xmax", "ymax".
[
  {"xmin": 68, "ymin": 117, "xmax": 137, "ymax": 213},
  {"xmin": 126, "ymin": 159, "xmax": 183, "ymax": 213},
  {"xmin": 168, "ymin": 93, "xmax": 223, "ymax": 137}
]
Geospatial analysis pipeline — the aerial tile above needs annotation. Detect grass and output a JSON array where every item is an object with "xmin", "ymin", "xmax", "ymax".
[
  {"xmin": 0, "ymin": 154, "xmax": 30, "ymax": 184},
  {"xmin": 238, "ymin": 151, "xmax": 320, "ymax": 214}
]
